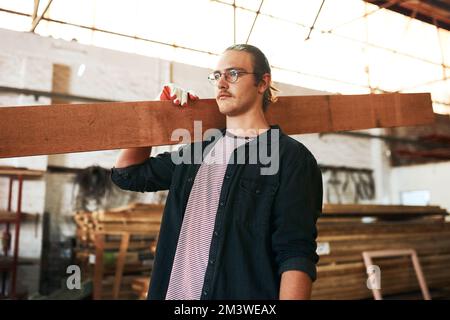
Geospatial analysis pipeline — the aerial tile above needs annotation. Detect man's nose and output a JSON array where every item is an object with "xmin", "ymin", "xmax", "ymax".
[{"xmin": 217, "ymin": 73, "xmax": 228, "ymax": 89}]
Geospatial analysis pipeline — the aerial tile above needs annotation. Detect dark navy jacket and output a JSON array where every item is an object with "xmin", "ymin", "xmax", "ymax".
[{"xmin": 111, "ymin": 125, "xmax": 323, "ymax": 299}]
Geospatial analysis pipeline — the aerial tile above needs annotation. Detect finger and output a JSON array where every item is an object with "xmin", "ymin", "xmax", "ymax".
[
  {"xmin": 168, "ymin": 84, "xmax": 178, "ymax": 100},
  {"xmin": 181, "ymin": 90, "xmax": 188, "ymax": 107},
  {"xmin": 173, "ymin": 87, "xmax": 183, "ymax": 105},
  {"xmin": 171, "ymin": 92, "xmax": 181, "ymax": 107},
  {"xmin": 159, "ymin": 85, "xmax": 171, "ymax": 100},
  {"xmin": 188, "ymin": 91, "xmax": 199, "ymax": 100}
]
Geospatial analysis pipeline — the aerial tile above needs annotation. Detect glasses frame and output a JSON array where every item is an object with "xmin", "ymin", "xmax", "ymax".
[{"xmin": 208, "ymin": 68, "xmax": 258, "ymax": 85}]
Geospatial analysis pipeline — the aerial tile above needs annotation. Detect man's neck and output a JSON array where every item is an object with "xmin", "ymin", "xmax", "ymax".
[{"xmin": 226, "ymin": 106, "xmax": 270, "ymax": 138}]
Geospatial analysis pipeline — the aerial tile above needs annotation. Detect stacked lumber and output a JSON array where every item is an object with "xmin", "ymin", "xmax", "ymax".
[
  {"xmin": 74, "ymin": 203, "xmax": 163, "ymax": 247},
  {"xmin": 73, "ymin": 203, "xmax": 163, "ymax": 299},
  {"xmin": 101, "ymin": 275, "xmax": 147, "ymax": 300},
  {"xmin": 312, "ymin": 204, "xmax": 450, "ymax": 300}
]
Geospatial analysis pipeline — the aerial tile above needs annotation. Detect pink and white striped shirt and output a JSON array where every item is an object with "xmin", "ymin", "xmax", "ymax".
[{"xmin": 165, "ymin": 131, "xmax": 253, "ymax": 300}]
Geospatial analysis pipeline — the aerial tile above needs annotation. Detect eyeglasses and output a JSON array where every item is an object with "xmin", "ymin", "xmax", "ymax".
[{"xmin": 208, "ymin": 69, "xmax": 257, "ymax": 85}]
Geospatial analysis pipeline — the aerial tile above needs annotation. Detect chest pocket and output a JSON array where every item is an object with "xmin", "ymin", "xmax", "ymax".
[{"xmin": 235, "ymin": 178, "xmax": 279, "ymax": 226}]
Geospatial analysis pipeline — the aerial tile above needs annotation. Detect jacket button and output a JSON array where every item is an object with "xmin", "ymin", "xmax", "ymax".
[
  {"xmin": 203, "ymin": 290, "xmax": 208, "ymax": 296},
  {"xmin": 225, "ymin": 174, "xmax": 230, "ymax": 179},
  {"xmin": 209, "ymin": 259, "xmax": 215, "ymax": 265},
  {"xmin": 219, "ymin": 201, "xmax": 224, "ymax": 206},
  {"xmin": 255, "ymin": 189, "xmax": 260, "ymax": 194},
  {"xmin": 214, "ymin": 231, "xmax": 219, "ymax": 237}
]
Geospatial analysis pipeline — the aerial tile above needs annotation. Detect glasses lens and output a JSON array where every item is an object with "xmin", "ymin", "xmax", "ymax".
[
  {"xmin": 227, "ymin": 70, "xmax": 239, "ymax": 83},
  {"xmin": 208, "ymin": 73, "xmax": 218, "ymax": 85}
]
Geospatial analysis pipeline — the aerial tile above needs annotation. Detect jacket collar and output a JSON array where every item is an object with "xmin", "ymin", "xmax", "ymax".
[{"xmin": 217, "ymin": 124, "xmax": 283, "ymax": 146}]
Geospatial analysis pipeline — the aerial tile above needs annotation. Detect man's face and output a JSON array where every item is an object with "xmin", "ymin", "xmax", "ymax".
[{"xmin": 213, "ymin": 50, "xmax": 263, "ymax": 116}]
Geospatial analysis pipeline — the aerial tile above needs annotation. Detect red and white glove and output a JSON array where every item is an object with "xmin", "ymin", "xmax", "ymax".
[{"xmin": 158, "ymin": 83, "xmax": 199, "ymax": 107}]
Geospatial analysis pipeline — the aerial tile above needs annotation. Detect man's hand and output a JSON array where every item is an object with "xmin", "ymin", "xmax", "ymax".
[
  {"xmin": 115, "ymin": 84, "xmax": 198, "ymax": 168},
  {"xmin": 159, "ymin": 83, "xmax": 199, "ymax": 107}
]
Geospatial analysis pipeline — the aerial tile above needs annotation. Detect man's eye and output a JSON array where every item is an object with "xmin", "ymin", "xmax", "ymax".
[
  {"xmin": 229, "ymin": 70, "xmax": 239, "ymax": 77},
  {"xmin": 214, "ymin": 72, "xmax": 221, "ymax": 80}
]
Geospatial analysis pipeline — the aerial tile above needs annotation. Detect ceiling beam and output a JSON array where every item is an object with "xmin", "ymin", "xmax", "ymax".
[
  {"xmin": 246, "ymin": 0, "xmax": 264, "ymax": 44},
  {"xmin": 364, "ymin": 0, "xmax": 450, "ymax": 30},
  {"xmin": 305, "ymin": 0, "xmax": 326, "ymax": 41},
  {"xmin": 30, "ymin": 0, "xmax": 54, "ymax": 33},
  {"xmin": 31, "ymin": 0, "xmax": 40, "ymax": 22}
]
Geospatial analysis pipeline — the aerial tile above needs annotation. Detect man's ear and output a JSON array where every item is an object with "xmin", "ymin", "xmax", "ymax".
[{"xmin": 258, "ymin": 73, "xmax": 271, "ymax": 94}]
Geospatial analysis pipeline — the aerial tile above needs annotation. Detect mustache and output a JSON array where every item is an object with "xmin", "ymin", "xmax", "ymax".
[{"xmin": 217, "ymin": 91, "xmax": 232, "ymax": 98}]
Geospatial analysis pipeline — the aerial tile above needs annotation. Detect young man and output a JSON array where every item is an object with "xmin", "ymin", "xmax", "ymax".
[{"xmin": 111, "ymin": 44, "xmax": 323, "ymax": 300}]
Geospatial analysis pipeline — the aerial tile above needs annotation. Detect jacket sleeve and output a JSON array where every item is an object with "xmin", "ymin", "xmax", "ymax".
[
  {"xmin": 271, "ymin": 148, "xmax": 323, "ymax": 282},
  {"xmin": 110, "ymin": 149, "xmax": 179, "ymax": 193}
]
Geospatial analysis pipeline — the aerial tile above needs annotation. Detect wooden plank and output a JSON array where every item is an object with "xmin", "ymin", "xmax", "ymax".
[
  {"xmin": 106, "ymin": 203, "xmax": 164, "ymax": 213},
  {"xmin": 322, "ymin": 204, "xmax": 448, "ymax": 217},
  {"xmin": 95, "ymin": 223, "xmax": 160, "ymax": 234},
  {"xmin": 113, "ymin": 232, "xmax": 130, "ymax": 300},
  {"xmin": 94, "ymin": 213, "xmax": 162, "ymax": 223},
  {"xmin": 132, "ymin": 276, "xmax": 150, "ymax": 300},
  {"xmin": 0, "ymin": 93, "xmax": 434, "ymax": 158},
  {"xmin": 93, "ymin": 233, "xmax": 105, "ymax": 300},
  {"xmin": 103, "ymin": 240, "xmax": 155, "ymax": 251},
  {"xmin": 0, "ymin": 167, "xmax": 45, "ymax": 177},
  {"xmin": 318, "ymin": 230, "xmax": 450, "ymax": 242},
  {"xmin": 0, "ymin": 210, "xmax": 39, "ymax": 223}
]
